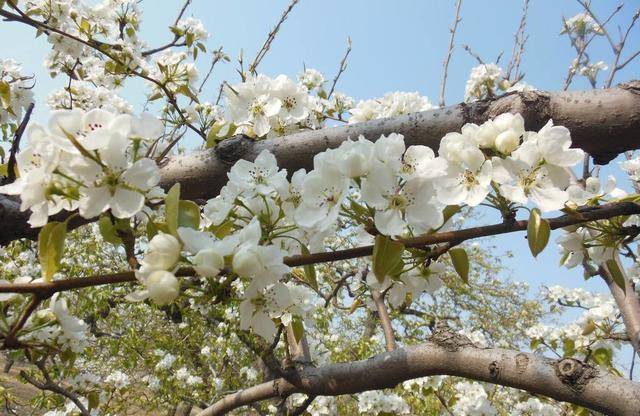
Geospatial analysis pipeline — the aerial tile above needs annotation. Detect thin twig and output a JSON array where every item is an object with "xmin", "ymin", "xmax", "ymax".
[
  {"xmin": 3, "ymin": 102, "xmax": 34, "ymax": 184},
  {"xmin": 0, "ymin": 202, "xmax": 638, "ymax": 297},
  {"xmin": 327, "ymin": 36, "xmax": 352, "ymax": 99},
  {"xmin": 20, "ymin": 361, "xmax": 89, "ymax": 416},
  {"xmin": 371, "ymin": 289, "xmax": 396, "ymax": 351},
  {"xmin": 197, "ymin": 46, "xmax": 225, "ymax": 96},
  {"xmin": 461, "ymin": 44, "xmax": 484, "ymax": 64},
  {"xmin": 439, "ymin": 0, "xmax": 462, "ymax": 107},
  {"xmin": 248, "ymin": 0, "xmax": 300, "ymax": 75},
  {"xmin": 3, "ymin": 294, "xmax": 46, "ymax": 348},
  {"xmin": 506, "ymin": 0, "xmax": 530, "ymax": 81},
  {"xmin": 141, "ymin": 0, "xmax": 192, "ymax": 57},
  {"xmin": 290, "ymin": 395, "xmax": 316, "ymax": 416}
]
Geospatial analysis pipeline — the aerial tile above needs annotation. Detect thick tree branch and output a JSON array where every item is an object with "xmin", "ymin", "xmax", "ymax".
[
  {"xmin": 159, "ymin": 82, "xmax": 640, "ymax": 201},
  {"xmin": 2, "ymin": 84, "xmax": 640, "ymax": 245},
  {"xmin": 198, "ymin": 329, "xmax": 640, "ymax": 416}
]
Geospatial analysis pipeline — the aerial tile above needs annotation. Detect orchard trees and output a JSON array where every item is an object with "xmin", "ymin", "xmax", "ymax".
[{"xmin": 0, "ymin": 0, "xmax": 639, "ymax": 415}]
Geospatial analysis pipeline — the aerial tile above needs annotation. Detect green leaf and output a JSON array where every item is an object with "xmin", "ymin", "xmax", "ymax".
[
  {"xmin": 442, "ymin": 205, "xmax": 461, "ymax": 225},
  {"xmin": 178, "ymin": 200, "xmax": 201, "ymax": 229},
  {"xmin": 291, "ymin": 317, "xmax": 304, "ymax": 344},
  {"xmin": 563, "ymin": 338, "xmax": 576, "ymax": 357},
  {"xmin": 165, "ymin": 183, "xmax": 180, "ymax": 235},
  {"xmin": 529, "ymin": 338, "xmax": 542, "ymax": 350},
  {"xmin": 300, "ymin": 245, "xmax": 318, "ymax": 290},
  {"xmin": 146, "ymin": 220, "xmax": 159, "ymax": 239},
  {"xmin": 88, "ymin": 391, "xmax": 100, "ymax": 410},
  {"xmin": 0, "ymin": 81, "xmax": 11, "ymax": 109},
  {"xmin": 208, "ymin": 220, "xmax": 233, "ymax": 238},
  {"xmin": 38, "ymin": 221, "xmax": 68, "ymax": 281},
  {"xmin": 449, "ymin": 248, "xmax": 469, "ymax": 283},
  {"xmin": 372, "ymin": 235, "xmax": 404, "ymax": 284},
  {"xmin": 605, "ymin": 259, "xmax": 626, "ymax": 291},
  {"xmin": 177, "ymin": 84, "xmax": 199, "ymax": 103},
  {"xmin": 592, "ymin": 347, "xmax": 613, "ymax": 366},
  {"xmin": 98, "ymin": 215, "xmax": 123, "ymax": 246},
  {"xmin": 527, "ymin": 208, "xmax": 550, "ymax": 257},
  {"xmin": 148, "ymin": 91, "xmax": 163, "ymax": 101}
]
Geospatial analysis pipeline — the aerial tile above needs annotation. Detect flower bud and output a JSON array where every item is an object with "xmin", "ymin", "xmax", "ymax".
[
  {"xmin": 193, "ymin": 249, "xmax": 224, "ymax": 277},
  {"xmin": 494, "ymin": 129, "xmax": 520, "ymax": 154},
  {"xmin": 142, "ymin": 233, "xmax": 181, "ymax": 270},
  {"xmin": 232, "ymin": 245, "xmax": 262, "ymax": 277},
  {"xmin": 146, "ymin": 270, "xmax": 180, "ymax": 305}
]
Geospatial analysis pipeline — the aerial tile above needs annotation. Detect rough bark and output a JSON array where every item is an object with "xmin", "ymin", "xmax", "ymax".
[
  {"xmin": 1, "ymin": 83, "xmax": 639, "ymax": 245},
  {"xmin": 199, "ymin": 329, "xmax": 640, "ymax": 416},
  {"xmin": 601, "ymin": 254, "xmax": 640, "ymax": 354},
  {"xmin": 161, "ymin": 82, "xmax": 640, "ymax": 201}
]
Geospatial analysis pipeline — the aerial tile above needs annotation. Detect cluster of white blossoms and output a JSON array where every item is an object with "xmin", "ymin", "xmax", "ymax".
[
  {"xmin": 464, "ymin": 64, "xmax": 535, "ymax": 102},
  {"xmin": 513, "ymin": 398, "xmax": 560, "ymax": 416},
  {"xmin": 452, "ymin": 382, "xmax": 496, "ymax": 415},
  {"xmin": 356, "ymin": 390, "xmax": 410, "ymax": 415},
  {"xmin": 25, "ymin": 0, "xmax": 146, "ymax": 78},
  {"xmin": 17, "ymin": 293, "xmax": 92, "ymax": 353},
  {"xmin": 579, "ymin": 61, "xmax": 608, "ymax": 84},
  {"xmin": 174, "ymin": 17, "xmax": 210, "ymax": 47},
  {"xmin": 145, "ymin": 49, "xmax": 199, "ymax": 97},
  {"xmin": 46, "ymin": 80, "xmax": 133, "ymax": 114},
  {"xmin": 0, "ymin": 59, "xmax": 34, "ymax": 124},
  {"xmin": 127, "ymin": 112, "xmax": 586, "ymax": 340},
  {"xmin": 348, "ymin": 91, "xmax": 435, "ymax": 124},
  {"xmin": 464, "ymin": 64, "xmax": 508, "ymax": 102},
  {"xmin": 0, "ymin": 109, "xmax": 164, "ymax": 226},
  {"xmin": 290, "ymin": 394, "xmax": 337, "ymax": 416},
  {"xmin": 222, "ymin": 73, "xmax": 319, "ymax": 138},
  {"xmin": 527, "ymin": 286, "xmax": 621, "ymax": 357},
  {"xmin": 561, "ymin": 13, "xmax": 605, "ymax": 36}
]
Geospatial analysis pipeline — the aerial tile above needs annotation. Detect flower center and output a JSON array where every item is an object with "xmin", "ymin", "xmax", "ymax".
[{"xmin": 389, "ymin": 194, "xmax": 408, "ymax": 210}]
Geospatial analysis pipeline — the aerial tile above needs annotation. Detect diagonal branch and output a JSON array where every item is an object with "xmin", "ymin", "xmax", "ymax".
[
  {"xmin": 0, "ymin": 202, "xmax": 637, "ymax": 297},
  {"xmin": 198, "ymin": 329, "xmax": 640, "ymax": 415},
  {"xmin": 371, "ymin": 289, "xmax": 396, "ymax": 351},
  {"xmin": 2, "ymin": 102, "xmax": 34, "ymax": 185}
]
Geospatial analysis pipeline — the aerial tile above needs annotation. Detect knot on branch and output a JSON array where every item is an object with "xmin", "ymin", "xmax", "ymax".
[
  {"xmin": 619, "ymin": 79, "xmax": 640, "ymax": 94},
  {"xmin": 488, "ymin": 360, "xmax": 500, "ymax": 380},
  {"xmin": 555, "ymin": 358, "xmax": 598, "ymax": 392},
  {"xmin": 214, "ymin": 134, "xmax": 256, "ymax": 166},
  {"xmin": 429, "ymin": 323, "xmax": 475, "ymax": 351}
]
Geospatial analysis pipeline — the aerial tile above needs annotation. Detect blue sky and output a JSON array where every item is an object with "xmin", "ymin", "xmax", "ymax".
[{"xmin": 1, "ymin": 0, "xmax": 640, "ymax": 343}]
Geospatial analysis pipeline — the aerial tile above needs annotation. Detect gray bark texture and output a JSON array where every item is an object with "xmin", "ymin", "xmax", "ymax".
[
  {"xmin": 1, "ymin": 83, "xmax": 639, "ymax": 245},
  {"xmin": 198, "ymin": 328, "xmax": 640, "ymax": 416}
]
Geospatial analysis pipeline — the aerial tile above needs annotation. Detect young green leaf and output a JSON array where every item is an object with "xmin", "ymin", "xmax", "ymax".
[
  {"xmin": 605, "ymin": 258, "xmax": 626, "ymax": 291},
  {"xmin": 38, "ymin": 221, "xmax": 68, "ymax": 281},
  {"xmin": 527, "ymin": 208, "xmax": 550, "ymax": 257},
  {"xmin": 98, "ymin": 215, "xmax": 123, "ymax": 246},
  {"xmin": 178, "ymin": 200, "xmax": 201, "ymax": 229},
  {"xmin": 165, "ymin": 183, "xmax": 180, "ymax": 235},
  {"xmin": 300, "ymin": 245, "xmax": 318, "ymax": 290},
  {"xmin": 291, "ymin": 317, "xmax": 304, "ymax": 344},
  {"xmin": 372, "ymin": 235, "xmax": 405, "ymax": 284},
  {"xmin": 449, "ymin": 247, "xmax": 469, "ymax": 283},
  {"xmin": 0, "ymin": 81, "xmax": 11, "ymax": 109}
]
